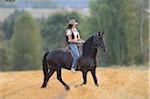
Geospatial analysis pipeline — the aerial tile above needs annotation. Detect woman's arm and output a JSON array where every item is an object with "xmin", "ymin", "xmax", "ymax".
[
  {"xmin": 77, "ymin": 34, "xmax": 85, "ymax": 43},
  {"xmin": 78, "ymin": 34, "xmax": 80, "ymax": 40}
]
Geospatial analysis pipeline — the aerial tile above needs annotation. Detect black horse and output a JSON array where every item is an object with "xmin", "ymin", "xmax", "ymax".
[{"xmin": 41, "ymin": 31, "xmax": 107, "ymax": 90}]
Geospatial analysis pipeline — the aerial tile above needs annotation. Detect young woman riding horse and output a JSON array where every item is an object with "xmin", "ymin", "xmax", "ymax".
[
  {"xmin": 41, "ymin": 21, "xmax": 107, "ymax": 91},
  {"xmin": 65, "ymin": 19, "xmax": 85, "ymax": 73}
]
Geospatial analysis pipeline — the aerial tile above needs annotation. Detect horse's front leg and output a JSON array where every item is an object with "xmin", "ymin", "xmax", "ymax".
[
  {"xmin": 57, "ymin": 68, "xmax": 70, "ymax": 90},
  {"xmin": 90, "ymin": 68, "xmax": 99, "ymax": 86},
  {"xmin": 81, "ymin": 70, "xmax": 88, "ymax": 86}
]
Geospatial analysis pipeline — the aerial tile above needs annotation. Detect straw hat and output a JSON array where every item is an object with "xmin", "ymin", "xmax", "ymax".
[{"xmin": 68, "ymin": 19, "xmax": 78, "ymax": 25}]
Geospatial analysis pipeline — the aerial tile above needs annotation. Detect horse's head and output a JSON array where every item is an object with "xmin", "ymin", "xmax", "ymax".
[{"xmin": 93, "ymin": 31, "xmax": 107, "ymax": 52}]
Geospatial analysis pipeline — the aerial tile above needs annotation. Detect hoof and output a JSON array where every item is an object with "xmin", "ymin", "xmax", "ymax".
[
  {"xmin": 65, "ymin": 85, "xmax": 70, "ymax": 91},
  {"xmin": 81, "ymin": 83, "xmax": 86, "ymax": 86},
  {"xmin": 95, "ymin": 83, "xmax": 99, "ymax": 87},
  {"xmin": 41, "ymin": 83, "xmax": 47, "ymax": 88}
]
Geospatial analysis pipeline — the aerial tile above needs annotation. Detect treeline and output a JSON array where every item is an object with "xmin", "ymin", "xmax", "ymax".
[
  {"xmin": 0, "ymin": 0, "xmax": 148, "ymax": 71},
  {"xmin": 87, "ymin": 0, "xmax": 149, "ymax": 66}
]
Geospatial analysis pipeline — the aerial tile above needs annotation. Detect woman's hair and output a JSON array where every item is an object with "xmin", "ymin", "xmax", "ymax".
[{"xmin": 67, "ymin": 24, "xmax": 73, "ymax": 29}]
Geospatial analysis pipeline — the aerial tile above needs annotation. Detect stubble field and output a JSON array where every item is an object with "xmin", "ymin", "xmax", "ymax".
[{"xmin": 0, "ymin": 67, "xmax": 149, "ymax": 99}]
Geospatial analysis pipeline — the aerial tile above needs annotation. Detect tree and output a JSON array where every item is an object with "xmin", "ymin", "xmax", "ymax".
[
  {"xmin": 12, "ymin": 11, "xmax": 42, "ymax": 70},
  {"xmin": 0, "ymin": 31, "xmax": 10, "ymax": 71},
  {"xmin": 124, "ymin": 0, "xmax": 149, "ymax": 65},
  {"xmin": 88, "ymin": 0, "xmax": 148, "ymax": 66},
  {"xmin": 2, "ymin": 10, "xmax": 23, "ymax": 40},
  {"xmin": 88, "ymin": 0, "xmax": 128, "ymax": 66}
]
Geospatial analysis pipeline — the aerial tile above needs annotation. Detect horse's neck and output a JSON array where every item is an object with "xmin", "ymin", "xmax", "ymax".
[{"xmin": 82, "ymin": 37, "xmax": 97, "ymax": 58}]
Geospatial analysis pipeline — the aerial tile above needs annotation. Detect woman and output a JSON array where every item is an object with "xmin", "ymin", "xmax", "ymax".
[{"xmin": 65, "ymin": 19, "xmax": 84, "ymax": 73}]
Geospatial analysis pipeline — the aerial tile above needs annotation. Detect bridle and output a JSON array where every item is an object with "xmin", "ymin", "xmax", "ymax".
[
  {"xmin": 93, "ymin": 34, "xmax": 106, "ymax": 52},
  {"xmin": 93, "ymin": 35, "xmax": 101, "ymax": 49}
]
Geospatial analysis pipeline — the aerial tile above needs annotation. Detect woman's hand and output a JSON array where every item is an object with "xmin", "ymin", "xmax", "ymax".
[{"xmin": 78, "ymin": 39, "xmax": 85, "ymax": 44}]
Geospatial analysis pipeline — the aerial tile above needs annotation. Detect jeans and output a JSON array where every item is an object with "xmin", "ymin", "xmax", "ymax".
[{"xmin": 69, "ymin": 43, "xmax": 80, "ymax": 69}]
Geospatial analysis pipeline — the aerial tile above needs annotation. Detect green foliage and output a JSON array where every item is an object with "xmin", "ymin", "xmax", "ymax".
[
  {"xmin": 88, "ymin": 0, "xmax": 127, "ymax": 65},
  {"xmin": 2, "ymin": 10, "xmax": 23, "ymax": 40},
  {"xmin": 12, "ymin": 11, "xmax": 42, "ymax": 70},
  {"xmin": 0, "ymin": 31, "xmax": 10, "ymax": 71},
  {"xmin": 87, "ymin": 0, "xmax": 148, "ymax": 66},
  {"xmin": 123, "ymin": 0, "xmax": 148, "ymax": 65},
  {"xmin": 0, "ymin": 0, "xmax": 148, "ymax": 71}
]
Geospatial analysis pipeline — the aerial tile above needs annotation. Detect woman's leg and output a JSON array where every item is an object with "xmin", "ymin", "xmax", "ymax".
[{"xmin": 69, "ymin": 44, "xmax": 79, "ymax": 70}]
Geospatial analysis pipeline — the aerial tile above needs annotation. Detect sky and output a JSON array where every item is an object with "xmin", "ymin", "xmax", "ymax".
[{"xmin": 0, "ymin": 0, "xmax": 89, "ymax": 9}]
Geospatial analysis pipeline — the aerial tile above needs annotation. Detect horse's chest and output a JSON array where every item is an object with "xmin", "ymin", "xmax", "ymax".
[{"xmin": 78, "ymin": 57, "xmax": 96, "ymax": 67}]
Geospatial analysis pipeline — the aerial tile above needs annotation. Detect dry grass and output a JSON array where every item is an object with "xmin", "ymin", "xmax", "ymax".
[{"xmin": 0, "ymin": 67, "xmax": 149, "ymax": 99}]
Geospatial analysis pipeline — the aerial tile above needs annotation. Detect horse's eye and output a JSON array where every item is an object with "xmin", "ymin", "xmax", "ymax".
[{"xmin": 98, "ymin": 37, "xmax": 102, "ymax": 40}]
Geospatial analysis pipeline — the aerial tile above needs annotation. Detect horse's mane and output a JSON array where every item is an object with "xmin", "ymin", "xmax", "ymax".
[
  {"xmin": 82, "ymin": 35, "xmax": 96, "ymax": 57},
  {"xmin": 83, "ymin": 35, "xmax": 94, "ymax": 49}
]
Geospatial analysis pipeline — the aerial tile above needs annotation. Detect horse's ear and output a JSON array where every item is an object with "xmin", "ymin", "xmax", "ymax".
[
  {"xmin": 98, "ymin": 31, "xmax": 101, "ymax": 36},
  {"xmin": 101, "ymin": 31, "xmax": 104, "ymax": 36}
]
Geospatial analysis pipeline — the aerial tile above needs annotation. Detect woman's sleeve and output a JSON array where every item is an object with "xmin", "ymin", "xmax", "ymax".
[{"xmin": 66, "ymin": 29, "xmax": 72, "ymax": 36}]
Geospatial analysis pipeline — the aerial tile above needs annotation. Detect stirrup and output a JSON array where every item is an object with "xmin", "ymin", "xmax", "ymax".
[
  {"xmin": 65, "ymin": 46, "xmax": 71, "ymax": 52},
  {"xmin": 71, "ymin": 68, "xmax": 76, "ymax": 73}
]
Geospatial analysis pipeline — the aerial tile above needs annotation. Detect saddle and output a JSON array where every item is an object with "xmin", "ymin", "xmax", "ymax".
[
  {"xmin": 77, "ymin": 43, "xmax": 83, "ymax": 56},
  {"xmin": 65, "ymin": 45, "xmax": 82, "ymax": 70},
  {"xmin": 65, "ymin": 44, "xmax": 83, "ymax": 56}
]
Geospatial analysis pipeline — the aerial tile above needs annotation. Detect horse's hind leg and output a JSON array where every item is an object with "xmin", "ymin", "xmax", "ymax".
[
  {"xmin": 90, "ymin": 68, "xmax": 99, "ymax": 86},
  {"xmin": 41, "ymin": 69, "xmax": 55, "ymax": 88},
  {"xmin": 57, "ymin": 68, "xmax": 70, "ymax": 90}
]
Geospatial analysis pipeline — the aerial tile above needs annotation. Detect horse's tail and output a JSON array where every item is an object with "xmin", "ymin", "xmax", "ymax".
[{"xmin": 42, "ymin": 51, "xmax": 49, "ymax": 78}]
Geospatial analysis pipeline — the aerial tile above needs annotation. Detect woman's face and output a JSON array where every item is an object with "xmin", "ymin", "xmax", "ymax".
[{"xmin": 72, "ymin": 24, "xmax": 77, "ymax": 28}]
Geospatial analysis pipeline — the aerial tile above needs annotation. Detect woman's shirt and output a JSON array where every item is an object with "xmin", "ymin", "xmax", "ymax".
[{"xmin": 66, "ymin": 28, "xmax": 79, "ymax": 40}]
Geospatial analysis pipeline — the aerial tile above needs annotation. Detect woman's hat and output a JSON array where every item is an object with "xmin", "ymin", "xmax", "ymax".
[{"xmin": 68, "ymin": 19, "xmax": 78, "ymax": 25}]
